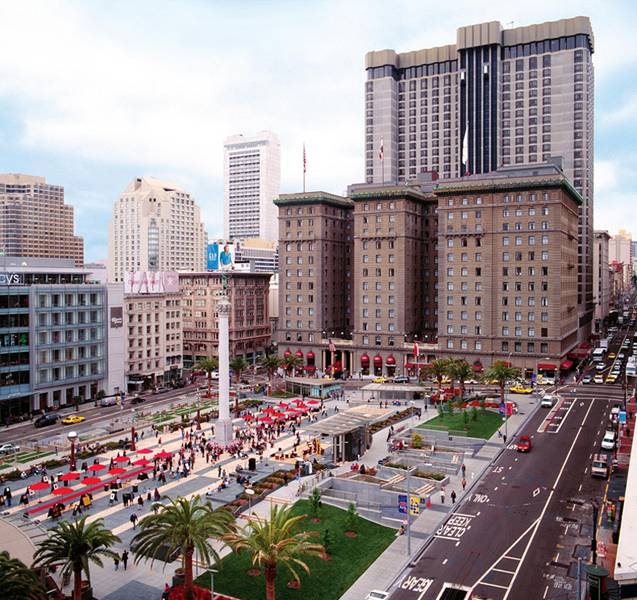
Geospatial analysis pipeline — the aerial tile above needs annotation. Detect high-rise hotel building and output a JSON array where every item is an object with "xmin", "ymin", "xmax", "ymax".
[
  {"xmin": 0, "ymin": 174, "xmax": 84, "ymax": 266},
  {"xmin": 224, "ymin": 131, "xmax": 281, "ymax": 242},
  {"xmin": 365, "ymin": 16, "xmax": 595, "ymax": 337},
  {"xmin": 108, "ymin": 176, "xmax": 208, "ymax": 283}
]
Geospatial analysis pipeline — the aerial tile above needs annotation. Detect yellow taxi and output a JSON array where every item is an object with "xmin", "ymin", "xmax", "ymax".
[
  {"xmin": 605, "ymin": 374, "xmax": 618, "ymax": 384},
  {"xmin": 485, "ymin": 378, "xmax": 500, "ymax": 385},
  {"xmin": 510, "ymin": 385, "xmax": 533, "ymax": 394},
  {"xmin": 373, "ymin": 376, "xmax": 388, "ymax": 384},
  {"xmin": 608, "ymin": 353, "xmax": 616, "ymax": 359},
  {"xmin": 62, "ymin": 415, "xmax": 86, "ymax": 425}
]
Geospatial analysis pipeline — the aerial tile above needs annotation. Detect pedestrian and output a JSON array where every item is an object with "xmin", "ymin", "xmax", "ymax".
[
  {"xmin": 440, "ymin": 488, "xmax": 446, "ymax": 504},
  {"xmin": 130, "ymin": 513, "xmax": 138, "ymax": 529},
  {"xmin": 461, "ymin": 463, "xmax": 466, "ymax": 478},
  {"xmin": 121, "ymin": 550, "xmax": 129, "ymax": 571},
  {"xmin": 451, "ymin": 490, "xmax": 457, "ymax": 504},
  {"xmin": 462, "ymin": 477, "xmax": 467, "ymax": 491},
  {"xmin": 503, "ymin": 434, "xmax": 507, "ymax": 445},
  {"xmin": 113, "ymin": 554, "xmax": 120, "ymax": 571}
]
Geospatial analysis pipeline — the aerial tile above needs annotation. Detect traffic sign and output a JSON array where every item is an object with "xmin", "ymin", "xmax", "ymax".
[
  {"xmin": 409, "ymin": 495, "xmax": 420, "ymax": 515},
  {"xmin": 619, "ymin": 411, "xmax": 627, "ymax": 424},
  {"xmin": 398, "ymin": 494, "xmax": 407, "ymax": 514}
]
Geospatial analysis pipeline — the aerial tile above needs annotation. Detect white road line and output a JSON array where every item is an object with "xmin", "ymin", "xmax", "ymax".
[
  {"xmin": 503, "ymin": 555, "xmax": 522, "ymax": 561},
  {"xmin": 501, "ymin": 396, "xmax": 596, "ymax": 600},
  {"xmin": 579, "ymin": 483, "xmax": 583, "ymax": 492},
  {"xmin": 477, "ymin": 582, "xmax": 509, "ymax": 590},
  {"xmin": 492, "ymin": 568, "xmax": 516, "ymax": 575},
  {"xmin": 442, "ymin": 558, "xmax": 448, "ymax": 565},
  {"xmin": 543, "ymin": 584, "xmax": 549, "ymax": 598}
]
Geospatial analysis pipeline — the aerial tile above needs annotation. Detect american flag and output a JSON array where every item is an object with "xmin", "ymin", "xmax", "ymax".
[
  {"xmin": 378, "ymin": 138, "xmax": 384, "ymax": 161},
  {"xmin": 413, "ymin": 341, "xmax": 419, "ymax": 358},
  {"xmin": 303, "ymin": 143, "xmax": 307, "ymax": 174},
  {"xmin": 328, "ymin": 338, "xmax": 336, "ymax": 353}
]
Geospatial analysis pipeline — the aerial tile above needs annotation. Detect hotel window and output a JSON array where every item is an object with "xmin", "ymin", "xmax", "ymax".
[{"xmin": 475, "ymin": 340, "xmax": 482, "ymax": 350}]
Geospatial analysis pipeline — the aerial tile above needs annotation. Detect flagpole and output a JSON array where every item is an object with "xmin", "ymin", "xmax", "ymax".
[{"xmin": 303, "ymin": 143, "xmax": 306, "ymax": 193}]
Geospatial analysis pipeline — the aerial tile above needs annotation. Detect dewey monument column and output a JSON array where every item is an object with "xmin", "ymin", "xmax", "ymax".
[{"xmin": 215, "ymin": 280, "xmax": 233, "ymax": 445}]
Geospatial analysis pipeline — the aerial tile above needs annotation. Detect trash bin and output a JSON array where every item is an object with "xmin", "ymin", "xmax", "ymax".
[
  {"xmin": 248, "ymin": 457, "xmax": 257, "ymax": 471},
  {"xmin": 132, "ymin": 484, "xmax": 138, "ymax": 493}
]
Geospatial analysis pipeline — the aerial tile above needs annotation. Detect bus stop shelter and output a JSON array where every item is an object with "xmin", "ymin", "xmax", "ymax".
[
  {"xmin": 284, "ymin": 377, "xmax": 342, "ymax": 399},
  {"xmin": 360, "ymin": 382, "xmax": 428, "ymax": 403}
]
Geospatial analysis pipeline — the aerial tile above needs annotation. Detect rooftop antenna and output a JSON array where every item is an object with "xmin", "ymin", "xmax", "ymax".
[{"xmin": 506, "ymin": 21, "xmax": 515, "ymax": 28}]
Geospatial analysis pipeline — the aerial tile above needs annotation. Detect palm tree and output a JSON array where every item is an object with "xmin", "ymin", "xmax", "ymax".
[
  {"xmin": 222, "ymin": 504, "xmax": 324, "ymax": 600},
  {"xmin": 484, "ymin": 360, "xmax": 521, "ymax": 404},
  {"xmin": 427, "ymin": 358, "xmax": 451, "ymax": 395},
  {"xmin": 131, "ymin": 496, "xmax": 234, "ymax": 600},
  {"xmin": 0, "ymin": 551, "xmax": 46, "ymax": 600},
  {"xmin": 282, "ymin": 354, "xmax": 302, "ymax": 378},
  {"xmin": 260, "ymin": 354, "xmax": 281, "ymax": 394},
  {"xmin": 447, "ymin": 359, "xmax": 474, "ymax": 401},
  {"xmin": 230, "ymin": 356, "xmax": 250, "ymax": 413},
  {"xmin": 33, "ymin": 517, "xmax": 120, "ymax": 600},
  {"xmin": 195, "ymin": 357, "xmax": 219, "ymax": 398}
]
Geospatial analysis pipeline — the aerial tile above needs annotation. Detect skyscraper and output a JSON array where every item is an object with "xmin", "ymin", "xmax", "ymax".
[
  {"xmin": 224, "ymin": 131, "xmax": 281, "ymax": 242},
  {"xmin": 107, "ymin": 176, "xmax": 207, "ymax": 283},
  {"xmin": 0, "ymin": 173, "xmax": 84, "ymax": 265},
  {"xmin": 365, "ymin": 16, "xmax": 595, "ymax": 337}
]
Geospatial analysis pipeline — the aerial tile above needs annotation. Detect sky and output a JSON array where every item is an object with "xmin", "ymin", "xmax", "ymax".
[{"xmin": 1, "ymin": 0, "xmax": 636, "ymax": 261}]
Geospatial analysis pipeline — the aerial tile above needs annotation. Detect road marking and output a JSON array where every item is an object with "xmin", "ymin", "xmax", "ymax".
[
  {"xmin": 504, "ymin": 555, "xmax": 522, "ymax": 561},
  {"xmin": 478, "ymin": 582, "xmax": 509, "ymax": 590},
  {"xmin": 493, "ymin": 568, "xmax": 516, "ymax": 575},
  {"xmin": 501, "ymin": 396, "xmax": 596, "ymax": 600},
  {"xmin": 543, "ymin": 584, "xmax": 549, "ymax": 598},
  {"xmin": 533, "ymin": 487, "xmax": 541, "ymax": 497},
  {"xmin": 578, "ymin": 483, "xmax": 583, "ymax": 492},
  {"xmin": 442, "ymin": 558, "xmax": 448, "ymax": 565}
]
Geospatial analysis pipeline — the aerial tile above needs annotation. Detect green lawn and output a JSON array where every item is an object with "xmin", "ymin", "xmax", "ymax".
[
  {"xmin": 417, "ymin": 409, "xmax": 505, "ymax": 439},
  {"xmin": 196, "ymin": 500, "xmax": 395, "ymax": 600}
]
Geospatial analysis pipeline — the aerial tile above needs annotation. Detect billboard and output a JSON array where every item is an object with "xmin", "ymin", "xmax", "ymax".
[
  {"xmin": 207, "ymin": 242, "xmax": 235, "ymax": 271},
  {"xmin": 124, "ymin": 271, "xmax": 179, "ymax": 294}
]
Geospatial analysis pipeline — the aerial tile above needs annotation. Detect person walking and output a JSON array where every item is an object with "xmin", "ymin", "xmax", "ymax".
[
  {"xmin": 461, "ymin": 463, "xmax": 466, "ymax": 478},
  {"xmin": 130, "ymin": 513, "xmax": 138, "ymax": 529},
  {"xmin": 121, "ymin": 550, "xmax": 129, "ymax": 571},
  {"xmin": 113, "ymin": 554, "xmax": 120, "ymax": 571},
  {"xmin": 461, "ymin": 477, "xmax": 467, "ymax": 491},
  {"xmin": 440, "ymin": 488, "xmax": 446, "ymax": 504},
  {"xmin": 451, "ymin": 490, "xmax": 457, "ymax": 504}
]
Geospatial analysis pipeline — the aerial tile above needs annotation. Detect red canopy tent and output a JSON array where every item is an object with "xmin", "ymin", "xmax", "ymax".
[
  {"xmin": 81, "ymin": 477, "xmax": 101, "ymax": 486},
  {"xmin": 59, "ymin": 472, "xmax": 81, "ymax": 482},
  {"xmin": 108, "ymin": 468, "xmax": 126, "ymax": 476},
  {"xmin": 87, "ymin": 464, "xmax": 106, "ymax": 472},
  {"xmin": 52, "ymin": 487, "xmax": 74, "ymax": 496}
]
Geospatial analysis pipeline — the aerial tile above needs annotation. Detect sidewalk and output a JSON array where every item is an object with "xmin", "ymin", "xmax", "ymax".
[{"xmin": 339, "ymin": 393, "xmax": 540, "ymax": 600}]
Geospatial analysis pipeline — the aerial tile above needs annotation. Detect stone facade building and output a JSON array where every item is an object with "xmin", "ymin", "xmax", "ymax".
[{"xmin": 593, "ymin": 230, "xmax": 611, "ymax": 331}]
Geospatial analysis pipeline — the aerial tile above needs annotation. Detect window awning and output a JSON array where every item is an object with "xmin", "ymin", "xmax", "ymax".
[
  {"xmin": 373, "ymin": 355, "xmax": 383, "ymax": 365},
  {"xmin": 560, "ymin": 359, "xmax": 573, "ymax": 370},
  {"xmin": 295, "ymin": 350, "xmax": 304, "ymax": 358},
  {"xmin": 360, "ymin": 355, "xmax": 370, "ymax": 365},
  {"xmin": 386, "ymin": 355, "xmax": 396, "ymax": 365},
  {"xmin": 537, "ymin": 362, "xmax": 557, "ymax": 370},
  {"xmin": 405, "ymin": 362, "xmax": 431, "ymax": 369}
]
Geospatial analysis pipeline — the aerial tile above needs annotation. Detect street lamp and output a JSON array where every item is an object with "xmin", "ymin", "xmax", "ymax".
[
  {"xmin": 207, "ymin": 567, "xmax": 218, "ymax": 600},
  {"xmin": 245, "ymin": 487, "xmax": 255, "ymax": 513},
  {"xmin": 67, "ymin": 431, "xmax": 78, "ymax": 471}
]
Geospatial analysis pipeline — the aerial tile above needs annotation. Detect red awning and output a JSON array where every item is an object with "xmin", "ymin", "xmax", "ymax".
[
  {"xmin": 295, "ymin": 350, "xmax": 303, "ymax": 358},
  {"xmin": 360, "ymin": 354, "xmax": 370, "ymax": 365},
  {"xmin": 560, "ymin": 359, "xmax": 573, "ymax": 370},
  {"xmin": 472, "ymin": 364, "xmax": 483, "ymax": 372},
  {"xmin": 386, "ymin": 355, "xmax": 396, "ymax": 365},
  {"xmin": 405, "ymin": 362, "xmax": 431, "ymax": 369},
  {"xmin": 373, "ymin": 355, "xmax": 383, "ymax": 365},
  {"xmin": 569, "ymin": 349, "xmax": 589, "ymax": 358},
  {"xmin": 284, "ymin": 349, "xmax": 292, "ymax": 358},
  {"xmin": 502, "ymin": 361, "xmax": 512, "ymax": 367},
  {"xmin": 304, "ymin": 365, "xmax": 316, "ymax": 372},
  {"xmin": 537, "ymin": 362, "xmax": 557, "ymax": 370},
  {"xmin": 306, "ymin": 351, "xmax": 315, "ymax": 360}
]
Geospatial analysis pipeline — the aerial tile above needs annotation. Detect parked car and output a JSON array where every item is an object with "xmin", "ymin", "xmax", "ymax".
[
  {"xmin": 596, "ymin": 363, "xmax": 606, "ymax": 371},
  {"xmin": 516, "ymin": 435, "xmax": 532, "ymax": 452},
  {"xmin": 34, "ymin": 413, "xmax": 59, "ymax": 428},
  {"xmin": 510, "ymin": 385, "xmax": 533, "ymax": 394},
  {"xmin": 0, "ymin": 442, "xmax": 20, "ymax": 454},
  {"xmin": 100, "ymin": 397, "xmax": 117, "ymax": 407},
  {"xmin": 594, "ymin": 374, "xmax": 605, "ymax": 384},
  {"xmin": 582, "ymin": 374, "xmax": 593, "ymax": 384},
  {"xmin": 373, "ymin": 376, "xmax": 388, "ymax": 384},
  {"xmin": 601, "ymin": 430, "xmax": 616, "ymax": 451},
  {"xmin": 130, "ymin": 395, "xmax": 145, "ymax": 405},
  {"xmin": 393, "ymin": 375, "xmax": 410, "ymax": 384},
  {"xmin": 591, "ymin": 453, "xmax": 609, "ymax": 478}
]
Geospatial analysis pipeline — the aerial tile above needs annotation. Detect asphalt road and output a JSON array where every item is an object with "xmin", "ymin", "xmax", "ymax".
[{"xmin": 390, "ymin": 384, "xmax": 618, "ymax": 600}]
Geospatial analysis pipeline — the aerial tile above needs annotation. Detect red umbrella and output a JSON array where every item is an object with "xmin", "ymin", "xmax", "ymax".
[
  {"xmin": 133, "ymin": 458, "xmax": 150, "ymax": 467},
  {"xmin": 136, "ymin": 448, "xmax": 153, "ymax": 455},
  {"xmin": 286, "ymin": 409, "xmax": 301, "ymax": 415},
  {"xmin": 154, "ymin": 451, "xmax": 172, "ymax": 460},
  {"xmin": 81, "ymin": 476, "xmax": 101, "ymax": 485},
  {"xmin": 243, "ymin": 414, "xmax": 254, "ymax": 420},
  {"xmin": 87, "ymin": 463, "xmax": 106, "ymax": 472},
  {"xmin": 295, "ymin": 403, "xmax": 308, "ymax": 410},
  {"xmin": 52, "ymin": 487, "xmax": 74, "ymax": 496},
  {"xmin": 108, "ymin": 467, "xmax": 126, "ymax": 476},
  {"xmin": 29, "ymin": 482, "xmax": 49, "ymax": 492},
  {"xmin": 307, "ymin": 400, "xmax": 320, "ymax": 405},
  {"xmin": 277, "ymin": 403, "xmax": 289, "ymax": 409},
  {"xmin": 262, "ymin": 406, "xmax": 275, "ymax": 414},
  {"xmin": 59, "ymin": 472, "xmax": 81, "ymax": 482},
  {"xmin": 259, "ymin": 416, "xmax": 273, "ymax": 424},
  {"xmin": 113, "ymin": 456, "xmax": 130, "ymax": 463},
  {"xmin": 273, "ymin": 412, "xmax": 287, "ymax": 419}
]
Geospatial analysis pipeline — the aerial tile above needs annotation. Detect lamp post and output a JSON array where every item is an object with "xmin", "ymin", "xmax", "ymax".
[
  {"xmin": 67, "ymin": 431, "xmax": 78, "ymax": 471},
  {"xmin": 245, "ymin": 487, "xmax": 255, "ymax": 513},
  {"xmin": 207, "ymin": 567, "xmax": 218, "ymax": 600}
]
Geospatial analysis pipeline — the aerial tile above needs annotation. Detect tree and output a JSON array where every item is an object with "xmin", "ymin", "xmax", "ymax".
[
  {"xmin": 260, "ymin": 354, "xmax": 281, "ymax": 394},
  {"xmin": 0, "ymin": 550, "xmax": 46, "ymax": 600},
  {"xmin": 470, "ymin": 406, "xmax": 479, "ymax": 422},
  {"xmin": 195, "ymin": 357, "xmax": 219, "ymax": 398},
  {"xmin": 322, "ymin": 529, "xmax": 332, "ymax": 557},
  {"xmin": 282, "ymin": 354, "xmax": 302, "ymax": 378},
  {"xmin": 222, "ymin": 504, "xmax": 324, "ymax": 600},
  {"xmin": 427, "ymin": 359, "xmax": 451, "ymax": 394},
  {"xmin": 131, "ymin": 496, "xmax": 234, "ymax": 600},
  {"xmin": 309, "ymin": 487, "xmax": 321, "ymax": 518},
  {"xmin": 411, "ymin": 432, "xmax": 423, "ymax": 449},
  {"xmin": 230, "ymin": 356, "xmax": 250, "ymax": 413},
  {"xmin": 345, "ymin": 502, "xmax": 359, "ymax": 533},
  {"xmin": 33, "ymin": 517, "xmax": 120, "ymax": 600},
  {"xmin": 484, "ymin": 361, "xmax": 521, "ymax": 404},
  {"xmin": 447, "ymin": 359, "xmax": 473, "ymax": 401}
]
